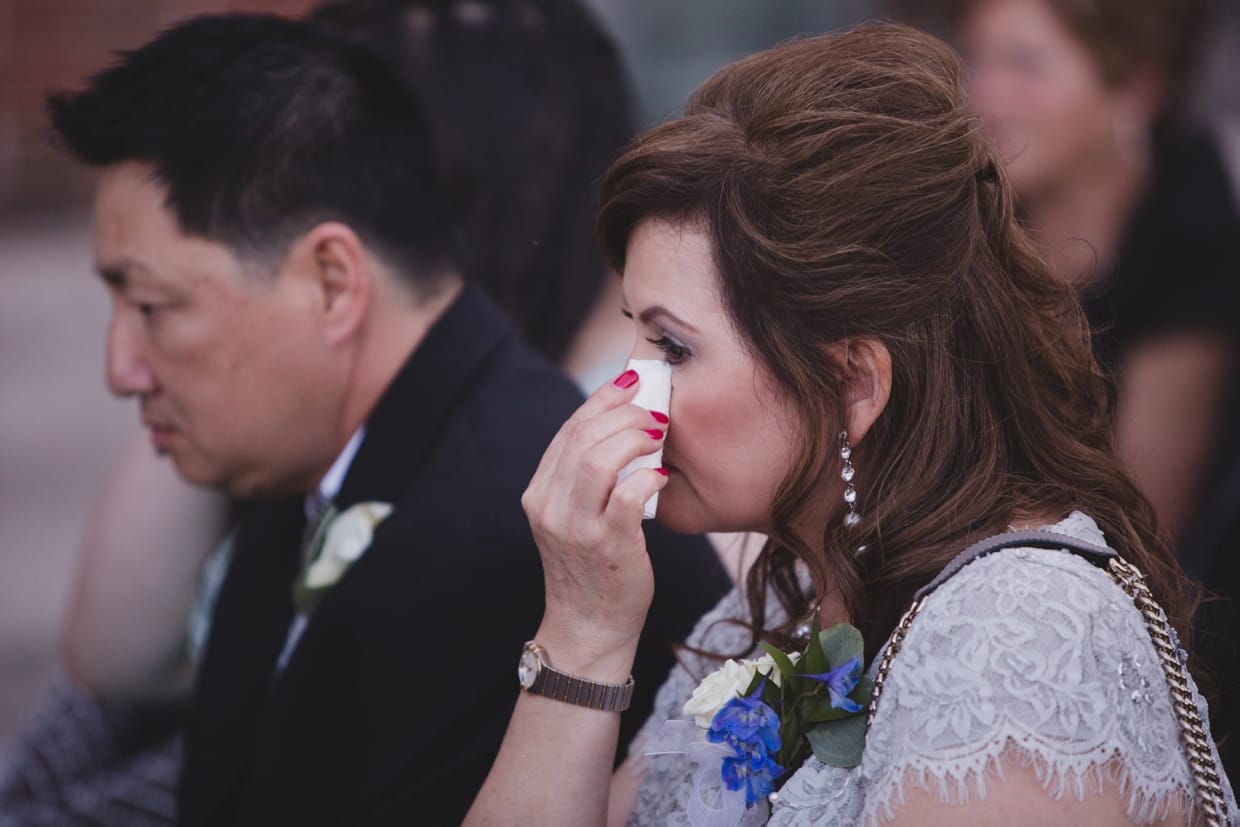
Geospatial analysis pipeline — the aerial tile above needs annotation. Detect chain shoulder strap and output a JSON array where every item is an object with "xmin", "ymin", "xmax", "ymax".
[
  {"xmin": 1106, "ymin": 557, "xmax": 1229, "ymax": 825},
  {"xmin": 866, "ymin": 546, "xmax": 1228, "ymax": 826}
]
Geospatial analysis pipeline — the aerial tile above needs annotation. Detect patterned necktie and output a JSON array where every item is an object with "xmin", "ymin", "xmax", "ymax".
[{"xmin": 275, "ymin": 499, "xmax": 336, "ymax": 675}]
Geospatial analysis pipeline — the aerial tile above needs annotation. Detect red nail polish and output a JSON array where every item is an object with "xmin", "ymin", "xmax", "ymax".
[
  {"xmin": 644, "ymin": 429, "xmax": 664, "ymax": 440},
  {"xmin": 650, "ymin": 410, "xmax": 669, "ymax": 424},
  {"xmin": 613, "ymin": 369, "xmax": 639, "ymax": 389},
  {"xmin": 655, "ymin": 467, "xmax": 669, "ymax": 476}
]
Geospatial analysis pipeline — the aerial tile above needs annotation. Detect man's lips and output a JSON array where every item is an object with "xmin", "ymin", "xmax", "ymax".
[{"xmin": 144, "ymin": 420, "xmax": 176, "ymax": 447}]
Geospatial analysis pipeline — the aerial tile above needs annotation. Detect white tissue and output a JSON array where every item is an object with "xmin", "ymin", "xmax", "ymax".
[{"xmin": 617, "ymin": 359, "xmax": 672, "ymax": 519}]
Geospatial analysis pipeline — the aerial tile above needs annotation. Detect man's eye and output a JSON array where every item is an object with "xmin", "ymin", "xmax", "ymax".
[{"xmin": 133, "ymin": 300, "xmax": 167, "ymax": 318}]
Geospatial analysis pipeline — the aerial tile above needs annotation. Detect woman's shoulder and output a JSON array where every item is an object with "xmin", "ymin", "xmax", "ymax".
[
  {"xmin": 774, "ymin": 512, "xmax": 1230, "ymax": 825},
  {"xmin": 921, "ymin": 511, "xmax": 1128, "ymax": 624}
]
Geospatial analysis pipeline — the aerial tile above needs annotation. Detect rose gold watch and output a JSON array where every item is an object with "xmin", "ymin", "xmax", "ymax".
[{"xmin": 517, "ymin": 641, "xmax": 634, "ymax": 712}]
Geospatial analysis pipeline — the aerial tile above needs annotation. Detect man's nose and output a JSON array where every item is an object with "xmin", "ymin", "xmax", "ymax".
[{"xmin": 105, "ymin": 309, "xmax": 157, "ymax": 398}]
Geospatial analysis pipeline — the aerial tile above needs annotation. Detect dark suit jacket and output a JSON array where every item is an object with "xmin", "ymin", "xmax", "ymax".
[{"xmin": 177, "ymin": 287, "xmax": 730, "ymax": 826}]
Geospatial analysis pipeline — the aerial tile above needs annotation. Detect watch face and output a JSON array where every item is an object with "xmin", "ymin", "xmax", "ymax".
[{"xmin": 518, "ymin": 648, "xmax": 540, "ymax": 689}]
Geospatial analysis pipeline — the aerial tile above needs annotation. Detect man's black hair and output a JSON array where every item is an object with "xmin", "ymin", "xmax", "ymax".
[{"xmin": 48, "ymin": 13, "xmax": 458, "ymax": 285}]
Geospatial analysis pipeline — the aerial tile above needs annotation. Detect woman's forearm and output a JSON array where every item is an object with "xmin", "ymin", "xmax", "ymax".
[{"xmin": 464, "ymin": 633, "xmax": 638, "ymax": 826}]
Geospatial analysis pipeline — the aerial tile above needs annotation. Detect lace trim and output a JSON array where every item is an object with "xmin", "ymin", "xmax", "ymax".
[{"xmin": 864, "ymin": 738, "xmax": 1195, "ymax": 825}]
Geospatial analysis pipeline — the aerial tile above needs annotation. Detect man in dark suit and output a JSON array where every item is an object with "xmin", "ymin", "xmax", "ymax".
[{"xmin": 49, "ymin": 14, "xmax": 729, "ymax": 825}]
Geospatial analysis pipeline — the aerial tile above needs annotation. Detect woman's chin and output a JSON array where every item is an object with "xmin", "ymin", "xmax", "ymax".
[
  {"xmin": 652, "ymin": 490, "xmax": 763, "ymax": 537},
  {"xmin": 650, "ymin": 500, "xmax": 708, "ymax": 536},
  {"xmin": 652, "ymin": 499, "xmax": 726, "ymax": 536}
]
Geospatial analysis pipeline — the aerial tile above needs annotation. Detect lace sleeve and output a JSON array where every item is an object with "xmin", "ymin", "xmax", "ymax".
[{"xmin": 851, "ymin": 547, "xmax": 1234, "ymax": 825}]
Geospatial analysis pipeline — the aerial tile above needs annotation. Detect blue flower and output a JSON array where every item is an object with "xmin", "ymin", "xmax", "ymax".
[
  {"xmin": 707, "ymin": 694, "xmax": 780, "ymax": 746},
  {"xmin": 721, "ymin": 752, "xmax": 784, "ymax": 807},
  {"xmin": 707, "ymin": 690, "xmax": 785, "ymax": 807},
  {"xmin": 803, "ymin": 656, "xmax": 862, "ymax": 713}
]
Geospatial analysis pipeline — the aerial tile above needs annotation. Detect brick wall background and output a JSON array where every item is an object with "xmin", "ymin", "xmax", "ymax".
[{"xmin": 0, "ymin": 0, "xmax": 314, "ymax": 213}]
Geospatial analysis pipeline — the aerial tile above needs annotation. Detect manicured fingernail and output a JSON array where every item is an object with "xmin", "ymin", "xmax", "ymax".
[
  {"xmin": 655, "ymin": 467, "xmax": 668, "ymax": 476},
  {"xmin": 649, "ymin": 410, "xmax": 669, "ymax": 424},
  {"xmin": 613, "ymin": 369, "xmax": 639, "ymax": 389},
  {"xmin": 644, "ymin": 429, "xmax": 664, "ymax": 440}
]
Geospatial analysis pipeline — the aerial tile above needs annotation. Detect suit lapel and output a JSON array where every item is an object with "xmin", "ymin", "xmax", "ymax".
[{"xmin": 180, "ymin": 496, "xmax": 304, "ymax": 825}]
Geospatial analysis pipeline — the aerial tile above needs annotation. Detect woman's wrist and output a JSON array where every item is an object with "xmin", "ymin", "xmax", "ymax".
[{"xmin": 531, "ymin": 618, "xmax": 640, "ymax": 685}]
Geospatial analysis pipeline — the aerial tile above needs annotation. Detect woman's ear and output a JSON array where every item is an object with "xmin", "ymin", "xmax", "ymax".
[
  {"xmin": 284, "ymin": 221, "xmax": 371, "ymax": 347},
  {"xmin": 835, "ymin": 338, "xmax": 892, "ymax": 445}
]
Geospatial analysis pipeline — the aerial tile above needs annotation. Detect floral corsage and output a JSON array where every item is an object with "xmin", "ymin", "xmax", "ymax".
[{"xmin": 645, "ymin": 620, "xmax": 870, "ymax": 825}]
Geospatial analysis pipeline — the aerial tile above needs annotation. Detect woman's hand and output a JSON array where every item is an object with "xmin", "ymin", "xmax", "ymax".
[{"xmin": 521, "ymin": 368, "xmax": 670, "ymax": 678}]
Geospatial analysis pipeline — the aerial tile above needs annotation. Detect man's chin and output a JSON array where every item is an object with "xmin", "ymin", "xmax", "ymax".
[
  {"xmin": 174, "ymin": 461, "xmax": 310, "ymax": 501},
  {"xmin": 167, "ymin": 457, "xmax": 231, "ymax": 492}
]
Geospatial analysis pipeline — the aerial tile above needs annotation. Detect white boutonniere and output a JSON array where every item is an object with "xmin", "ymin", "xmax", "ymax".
[{"xmin": 292, "ymin": 502, "xmax": 393, "ymax": 614}]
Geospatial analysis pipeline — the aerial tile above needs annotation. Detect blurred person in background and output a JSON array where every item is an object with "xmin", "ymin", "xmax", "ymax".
[
  {"xmin": 954, "ymin": 0, "xmax": 1240, "ymax": 776},
  {"xmin": 0, "ymin": 5, "xmax": 728, "ymax": 826},
  {"xmin": 310, "ymin": 0, "xmax": 637, "ymax": 392},
  {"xmin": 960, "ymin": 0, "xmax": 1238, "ymax": 544}
]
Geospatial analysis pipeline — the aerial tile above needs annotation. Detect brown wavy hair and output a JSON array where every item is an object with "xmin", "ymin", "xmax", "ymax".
[{"xmin": 596, "ymin": 22, "xmax": 1198, "ymax": 662}]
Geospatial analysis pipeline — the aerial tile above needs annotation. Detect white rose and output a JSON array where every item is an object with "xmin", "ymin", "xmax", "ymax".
[
  {"xmin": 304, "ymin": 502, "xmax": 393, "ymax": 589},
  {"xmin": 682, "ymin": 652, "xmax": 800, "ymax": 728},
  {"xmin": 752, "ymin": 651, "xmax": 799, "ymax": 688}
]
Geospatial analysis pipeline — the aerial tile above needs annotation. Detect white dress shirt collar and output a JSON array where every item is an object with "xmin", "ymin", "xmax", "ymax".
[{"xmin": 305, "ymin": 428, "xmax": 365, "ymax": 520}]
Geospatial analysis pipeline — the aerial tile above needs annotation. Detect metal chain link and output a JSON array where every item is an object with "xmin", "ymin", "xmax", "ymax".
[
  {"xmin": 867, "ymin": 558, "xmax": 1228, "ymax": 825},
  {"xmin": 1105, "ymin": 557, "xmax": 1228, "ymax": 826},
  {"xmin": 867, "ymin": 596, "xmax": 922, "ymax": 728}
]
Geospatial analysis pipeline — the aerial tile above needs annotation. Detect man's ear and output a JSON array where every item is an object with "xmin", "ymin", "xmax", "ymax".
[
  {"xmin": 1114, "ymin": 63, "xmax": 1168, "ymax": 137},
  {"xmin": 829, "ymin": 338, "xmax": 892, "ymax": 446},
  {"xmin": 286, "ymin": 222, "xmax": 371, "ymax": 346}
]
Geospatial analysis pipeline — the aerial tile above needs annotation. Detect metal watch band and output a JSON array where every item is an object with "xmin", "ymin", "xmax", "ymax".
[{"xmin": 533, "ymin": 668, "xmax": 635, "ymax": 712}]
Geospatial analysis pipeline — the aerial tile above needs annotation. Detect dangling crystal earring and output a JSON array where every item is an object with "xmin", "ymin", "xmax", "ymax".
[{"xmin": 840, "ymin": 430, "xmax": 860, "ymax": 529}]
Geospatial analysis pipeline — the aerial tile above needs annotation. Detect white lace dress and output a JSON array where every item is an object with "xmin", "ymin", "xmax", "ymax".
[{"xmin": 627, "ymin": 512, "xmax": 1237, "ymax": 825}]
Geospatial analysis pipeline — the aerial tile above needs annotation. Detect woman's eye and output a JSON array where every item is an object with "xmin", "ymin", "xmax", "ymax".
[
  {"xmin": 646, "ymin": 335, "xmax": 690, "ymax": 364},
  {"xmin": 138, "ymin": 303, "xmax": 158, "ymax": 317}
]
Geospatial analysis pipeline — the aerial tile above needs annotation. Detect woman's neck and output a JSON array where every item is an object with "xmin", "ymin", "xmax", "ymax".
[{"xmin": 1022, "ymin": 150, "xmax": 1152, "ymax": 287}]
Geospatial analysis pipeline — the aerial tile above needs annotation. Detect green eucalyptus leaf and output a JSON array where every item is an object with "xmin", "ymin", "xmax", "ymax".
[
  {"xmin": 803, "ymin": 695, "xmax": 852, "ymax": 723},
  {"xmin": 806, "ymin": 714, "xmax": 867, "ymax": 768},
  {"xmin": 761, "ymin": 643, "xmax": 800, "ymax": 684},
  {"xmin": 818, "ymin": 623, "xmax": 864, "ymax": 669},
  {"xmin": 803, "ymin": 632, "xmax": 828, "ymax": 674}
]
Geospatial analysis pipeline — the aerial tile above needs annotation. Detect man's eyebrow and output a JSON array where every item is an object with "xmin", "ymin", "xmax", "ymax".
[{"xmin": 96, "ymin": 257, "xmax": 150, "ymax": 288}]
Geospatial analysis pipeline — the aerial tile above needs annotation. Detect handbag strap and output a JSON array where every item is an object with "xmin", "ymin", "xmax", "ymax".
[
  {"xmin": 912, "ymin": 529, "xmax": 1116, "ymax": 601},
  {"xmin": 866, "ymin": 529, "xmax": 1229, "ymax": 826}
]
